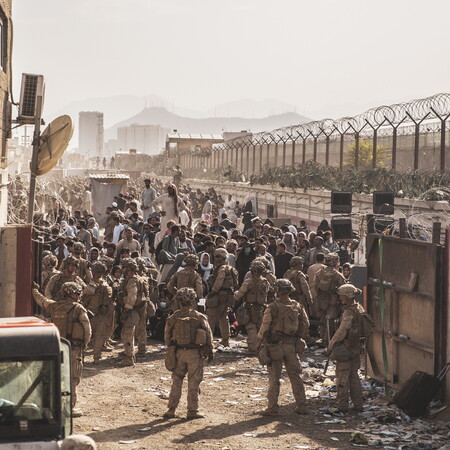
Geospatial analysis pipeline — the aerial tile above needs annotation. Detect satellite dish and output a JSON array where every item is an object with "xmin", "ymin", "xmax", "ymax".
[{"xmin": 36, "ymin": 115, "xmax": 73, "ymax": 176}]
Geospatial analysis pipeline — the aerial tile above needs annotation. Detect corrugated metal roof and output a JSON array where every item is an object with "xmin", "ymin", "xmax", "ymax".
[{"xmin": 89, "ymin": 172, "xmax": 130, "ymax": 180}]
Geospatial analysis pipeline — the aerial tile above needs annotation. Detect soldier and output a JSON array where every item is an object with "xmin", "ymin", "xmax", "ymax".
[
  {"xmin": 284, "ymin": 256, "xmax": 312, "ymax": 314},
  {"xmin": 135, "ymin": 257, "xmax": 156, "ymax": 357},
  {"xmin": 163, "ymin": 288, "xmax": 213, "ymax": 420},
  {"xmin": 71, "ymin": 242, "xmax": 93, "ymax": 283},
  {"xmin": 45, "ymin": 255, "xmax": 86, "ymax": 300},
  {"xmin": 327, "ymin": 284, "xmax": 364, "ymax": 413},
  {"xmin": 119, "ymin": 259, "xmax": 145, "ymax": 366},
  {"xmin": 41, "ymin": 254, "xmax": 60, "ymax": 293},
  {"xmin": 32, "ymin": 281, "xmax": 91, "ymax": 410},
  {"xmin": 167, "ymin": 254, "xmax": 203, "ymax": 306},
  {"xmin": 254, "ymin": 256, "xmax": 276, "ymax": 303},
  {"xmin": 234, "ymin": 260, "xmax": 269, "ymax": 352},
  {"xmin": 313, "ymin": 252, "xmax": 346, "ymax": 342},
  {"xmin": 81, "ymin": 262, "xmax": 113, "ymax": 364},
  {"xmin": 257, "ymin": 279, "xmax": 310, "ymax": 416},
  {"xmin": 206, "ymin": 248, "xmax": 238, "ymax": 347}
]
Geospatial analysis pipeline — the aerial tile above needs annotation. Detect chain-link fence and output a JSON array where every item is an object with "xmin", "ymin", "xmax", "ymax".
[{"xmin": 178, "ymin": 93, "xmax": 450, "ymax": 176}]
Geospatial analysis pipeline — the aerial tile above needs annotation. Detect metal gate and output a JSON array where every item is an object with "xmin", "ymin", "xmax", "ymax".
[{"xmin": 366, "ymin": 231, "xmax": 447, "ymax": 389}]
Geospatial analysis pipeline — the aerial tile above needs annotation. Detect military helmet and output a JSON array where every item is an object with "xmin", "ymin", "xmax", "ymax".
[
  {"xmin": 91, "ymin": 261, "xmax": 106, "ymax": 274},
  {"xmin": 324, "ymin": 252, "xmax": 340, "ymax": 266},
  {"xmin": 174, "ymin": 287, "xmax": 197, "ymax": 306},
  {"xmin": 184, "ymin": 254, "xmax": 199, "ymax": 266},
  {"xmin": 134, "ymin": 257, "xmax": 147, "ymax": 267},
  {"xmin": 63, "ymin": 255, "xmax": 80, "ymax": 267},
  {"xmin": 289, "ymin": 256, "xmax": 304, "ymax": 268},
  {"xmin": 337, "ymin": 283, "xmax": 362, "ymax": 298},
  {"xmin": 250, "ymin": 260, "xmax": 266, "ymax": 274},
  {"xmin": 122, "ymin": 259, "xmax": 138, "ymax": 272},
  {"xmin": 72, "ymin": 242, "xmax": 85, "ymax": 253},
  {"xmin": 215, "ymin": 248, "xmax": 228, "ymax": 259},
  {"xmin": 254, "ymin": 256, "xmax": 269, "ymax": 267},
  {"xmin": 274, "ymin": 278, "xmax": 295, "ymax": 294},
  {"xmin": 61, "ymin": 282, "xmax": 82, "ymax": 297},
  {"xmin": 43, "ymin": 254, "xmax": 58, "ymax": 268}
]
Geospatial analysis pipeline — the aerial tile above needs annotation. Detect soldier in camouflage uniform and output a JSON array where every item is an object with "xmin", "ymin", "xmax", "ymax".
[
  {"xmin": 163, "ymin": 288, "xmax": 213, "ymax": 420},
  {"xmin": 328, "ymin": 284, "xmax": 364, "ymax": 413},
  {"xmin": 313, "ymin": 252, "xmax": 346, "ymax": 341},
  {"xmin": 119, "ymin": 259, "xmax": 145, "ymax": 366},
  {"xmin": 257, "ymin": 279, "xmax": 310, "ymax": 416},
  {"xmin": 167, "ymin": 254, "xmax": 203, "ymax": 307},
  {"xmin": 41, "ymin": 254, "xmax": 60, "ymax": 293},
  {"xmin": 254, "ymin": 256, "xmax": 276, "ymax": 303},
  {"xmin": 234, "ymin": 260, "xmax": 269, "ymax": 352},
  {"xmin": 71, "ymin": 242, "xmax": 92, "ymax": 283},
  {"xmin": 284, "ymin": 256, "xmax": 312, "ymax": 314},
  {"xmin": 81, "ymin": 262, "xmax": 113, "ymax": 364},
  {"xmin": 45, "ymin": 255, "xmax": 86, "ymax": 300},
  {"xmin": 32, "ymin": 281, "xmax": 91, "ymax": 409},
  {"xmin": 206, "ymin": 248, "xmax": 238, "ymax": 347},
  {"xmin": 134, "ymin": 258, "xmax": 155, "ymax": 357}
]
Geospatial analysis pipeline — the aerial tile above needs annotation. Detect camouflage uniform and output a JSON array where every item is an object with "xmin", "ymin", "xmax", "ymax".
[
  {"xmin": 258, "ymin": 279, "xmax": 310, "ymax": 416},
  {"xmin": 45, "ymin": 256, "xmax": 86, "ymax": 300},
  {"xmin": 313, "ymin": 253, "xmax": 346, "ymax": 339},
  {"xmin": 41, "ymin": 254, "xmax": 60, "ymax": 293},
  {"xmin": 164, "ymin": 288, "xmax": 213, "ymax": 419},
  {"xmin": 167, "ymin": 255, "xmax": 203, "ymax": 307},
  {"xmin": 329, "ymin": 284, "xmax": 364, "ymax": 412},
  {"xmin": 235, "ymin": 261, "xmax": 269, "ymax": 352},
  {"xmin": 120, "ymin": 260, "xmax": 145, "ymax": 365},
  {"xmin": 254, "ymin": 256, "xmax": 276, "ymax": 303},
  {"xmin": 206, "ymin": 249, "xmax": 238, "ymax": 346},
  {"xmin": 284, "ymin": 257, "xmax": 312, "ymax": 313},
  {"xmin": 32, "ymin": 282, "xmax": 91, "ymax": 407},
  {"xmin": 81, "ymin": 262, "xmax": 112, "ymax": 362}
]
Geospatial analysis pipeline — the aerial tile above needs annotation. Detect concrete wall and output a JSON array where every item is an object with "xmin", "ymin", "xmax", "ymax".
[{"xmin": 179, "ymin": 177, "xmax": 450, "ymax": 233}]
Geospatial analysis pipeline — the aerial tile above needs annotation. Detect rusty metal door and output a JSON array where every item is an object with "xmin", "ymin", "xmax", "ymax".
[{"xmin": 366, "ymin": 234, "xmax": 446, "ymax": 387}]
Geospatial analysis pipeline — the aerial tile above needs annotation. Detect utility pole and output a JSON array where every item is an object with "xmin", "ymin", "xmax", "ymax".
[{"xmin": 27, "ymin": 95, "xmax": 43, "ymax": 224}]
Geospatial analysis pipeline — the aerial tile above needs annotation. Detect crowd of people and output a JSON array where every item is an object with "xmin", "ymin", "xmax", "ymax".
[{"xmin": 30, "ymin": 173, "xmax": 368, "ymax": 419}]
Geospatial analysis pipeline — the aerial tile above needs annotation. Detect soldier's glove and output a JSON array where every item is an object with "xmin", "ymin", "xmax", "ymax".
[{"xmin": 32, "ymin": 281, "xmax": 40, "ymax": 291}]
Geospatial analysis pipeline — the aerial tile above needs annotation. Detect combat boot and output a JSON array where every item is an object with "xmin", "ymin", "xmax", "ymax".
[
  {"xmin": 93, "ymin": 357, "xmax": 101, "ymax": 365},
  {"xmin": 294, "ymin": 405, "xmax": 308, "ymax": 415},
  {"xmin": 219, "ymin": 339, "xmax": 229, "ymax": 347},
  {"xmin": 118, "ymin": 357, "xmax": 135, "ymax": 367},
  {"xmin": 163, "ymin": 408, "xmax": 176, "ymax": 418},
  {"xmin": 186, "ymin": 410, "xmax": 205, "ymax": 420},
  {"xmin": 261, "ymin": 407, "xmax": 278, "ymax": 416}
]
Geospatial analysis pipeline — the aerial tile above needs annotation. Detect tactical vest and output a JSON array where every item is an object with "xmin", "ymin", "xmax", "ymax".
[
  {"xmin": 172, "ymin": 311, "xmax": 201, "ymax": 346},
  {"xmin": 244, "ymin": 277, "xmax": 269, "ymax": 305},
  {"xmin": 285, "ymin": 269, "xmax": 304, "ymax": 294},
  {"xmin": 124, "ymin": 276, "xmax": 145, "ymax": 308},
  {"xmin": 51, "ymin": 301, "xmax": 78, "ymax": 340},
  {"xmin": 316, "ymin": 267, "xmax": 339, "ymax": 294},
  {"xmin": 270, "ymin": 300, "xmax": 301, "ymax": 336},
  {"xmin": 51, "ymin": 274, "xmax": 71, "ymax": 301},
  {"xmin": 176, "ymin": 268, "xmax": 199, "ymax": 290}
]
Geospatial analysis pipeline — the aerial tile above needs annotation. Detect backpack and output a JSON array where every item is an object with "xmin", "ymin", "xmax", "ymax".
[
  {"xmin": 348, "ymin": 306, "xmax": 375, "ymax": 338},
  {"xmin": 358, "ymin": 311, "xmax": 375, "ymax": 338},
  {"xmin": 52, "ymin": 302, "xmax": 77, "ymax": 339},
  {"xmin": 172, "ymin": 313, "xmax": 200, "ymax": 345},
  {"xmin": 316, "ymin": 269, "xmax": 334, "ymax": 292},
  {"xmin": 271, "ymin": 302, "xmax": 299, "ymax": 336}
]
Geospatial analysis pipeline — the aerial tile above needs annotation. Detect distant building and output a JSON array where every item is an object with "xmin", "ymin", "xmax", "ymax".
[
  {"xmin": 79, "ymin": 111, "xmax": 104, "ymax": 160},
  {"xmin": 223, "ymin": 131, "xmax": 252, "ymax": 142},
  {"xmin": 117, "ymin": 124, "xmax": 170, "ymax": 155},
  {"xmin": 165, "ymin": 133, "xmax": 224, "ymax": 157}
]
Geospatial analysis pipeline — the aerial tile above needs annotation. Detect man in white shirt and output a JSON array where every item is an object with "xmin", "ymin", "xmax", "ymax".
[
  {"xmin": 141, "ymin": 179, "xmax": 156, "ymax": 221},
  {"xmin": 112, "ymin": 217, "xmax": 125, "ymax": 244},
  {"xmin": 224, "ymin": 194, "xmax": 237, "ymax": 222},
  {"xmin": 116, "ymin": 228, "xmax": 141, "ymax": 255}
]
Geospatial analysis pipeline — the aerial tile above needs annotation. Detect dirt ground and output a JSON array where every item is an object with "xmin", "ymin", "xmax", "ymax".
[{"xmin": 74, "ymin": 338, "xmax": 370, "ymax": 450}]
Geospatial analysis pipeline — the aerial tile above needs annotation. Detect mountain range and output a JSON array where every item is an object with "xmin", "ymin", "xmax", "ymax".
[{"xmin": 104, "ymin": 107, "xmax": 310, "ymax": 142}]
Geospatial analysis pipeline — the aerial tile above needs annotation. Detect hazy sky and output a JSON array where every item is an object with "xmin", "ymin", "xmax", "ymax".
[{"xmin": 13, "ymin": 0, "xmax": 450, "ymax": 119}]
